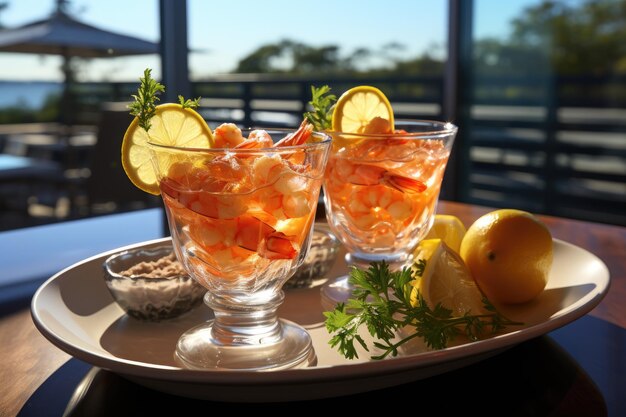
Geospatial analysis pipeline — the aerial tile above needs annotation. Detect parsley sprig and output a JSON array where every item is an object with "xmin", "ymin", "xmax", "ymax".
[
  {"xmin": 128, "ymin": 68, "xmax": 165, "ymax": 132},
  {"xmin": 304, "ymin": 85, "xmax": 336, "ymax": 131},
  {"xmin": 324, "ymin": 261, "xmax": 522, "ymax": 360}
]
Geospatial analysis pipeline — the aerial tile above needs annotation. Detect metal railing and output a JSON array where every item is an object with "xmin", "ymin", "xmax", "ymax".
[{"xmin": 58, "ymin": 74, "xmax": 626, "ymax": 227}]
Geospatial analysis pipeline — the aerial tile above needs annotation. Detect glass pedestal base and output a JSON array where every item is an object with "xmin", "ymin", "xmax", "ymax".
[
  {"xmin": 320, "ymin": 275, "xmax": 353, "ymax": 312},
  {"xmin": 175, "ymin": 319, "xmax": 316, "ymax": 371}
]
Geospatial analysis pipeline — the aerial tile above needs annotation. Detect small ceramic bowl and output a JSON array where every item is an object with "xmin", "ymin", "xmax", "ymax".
[
  {"xmin": 103, "ymin": 244, "xmax": 206, "ymax": 321},
  {"xmin": 285, "ymin": 228, "xmax": 341, "ymax": 289}
]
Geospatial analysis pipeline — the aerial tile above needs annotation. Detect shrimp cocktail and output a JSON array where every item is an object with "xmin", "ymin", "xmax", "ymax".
[
  {"xmin": 303, "ymin": 86, "xmax": 457, "ymax": 306},
  {"xmin": 121, "ymin": 70, "xmax": 330, "ymax": 371}
]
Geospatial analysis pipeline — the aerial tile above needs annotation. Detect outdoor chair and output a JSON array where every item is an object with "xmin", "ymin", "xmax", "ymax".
[{"xmin": 78, "ymin": 103, "xmax": 159, "ymax": 215}]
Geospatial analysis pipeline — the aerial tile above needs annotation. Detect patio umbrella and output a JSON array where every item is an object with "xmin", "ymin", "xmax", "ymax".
[{"xmin": 0, "ymin": 2, "xmax": 158, "ymax": 129}]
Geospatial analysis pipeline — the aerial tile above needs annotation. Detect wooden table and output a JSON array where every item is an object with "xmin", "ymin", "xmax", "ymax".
[{"xmin": 0, "ymin": 201, "xmax": 625, "ymax": 416}]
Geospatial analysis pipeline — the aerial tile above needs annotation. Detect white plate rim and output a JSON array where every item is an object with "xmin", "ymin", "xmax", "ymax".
[{"xmin": 31, "ymin": 237, "xmax": 611, "ymax": 386}]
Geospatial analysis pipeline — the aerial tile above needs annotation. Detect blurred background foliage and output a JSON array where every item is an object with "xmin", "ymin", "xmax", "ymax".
[
  {"xmin": 232, "ymin": 0, "xmax": 626, "ymax": 77},
  {"xmin": 2, "ymin": 0, "xmax": 625, "ymax": 123}
]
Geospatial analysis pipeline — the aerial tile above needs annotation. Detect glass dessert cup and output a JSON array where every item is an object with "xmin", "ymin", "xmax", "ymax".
[
  {"xmin": 321, "ymin": 120, "xmax": 458, "ymax": 309},
  {"xmin": 148, "ymin": 129, "xmax": 331, "ymax": 371}
]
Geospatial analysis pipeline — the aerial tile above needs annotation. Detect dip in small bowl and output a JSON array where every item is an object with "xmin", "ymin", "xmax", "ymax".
[{"xmin": 103, "ymin": 244, "xmax": 206, "ymax": 321}]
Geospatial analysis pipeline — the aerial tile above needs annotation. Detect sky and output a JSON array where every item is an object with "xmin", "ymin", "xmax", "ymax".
[{"xmin": 0, "ymin": 0, "xmax": 532, "ymax": 82}]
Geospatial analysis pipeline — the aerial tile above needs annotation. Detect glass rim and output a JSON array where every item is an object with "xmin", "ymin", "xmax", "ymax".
[
  {"xmin": 326, "ymin": 119, "xmax": 458, "ymax": 139},
  {"xmin": 147, "ymin": 130, "xmax": 332, "ymax": 153}
]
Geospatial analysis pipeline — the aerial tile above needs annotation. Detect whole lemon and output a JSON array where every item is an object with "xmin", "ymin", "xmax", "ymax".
[{"xmin": 459, "ymin": 209, "xmax": 553, "ymax": 304}]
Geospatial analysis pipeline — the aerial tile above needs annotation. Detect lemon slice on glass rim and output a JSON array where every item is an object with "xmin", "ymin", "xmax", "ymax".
[
  {"xmin": 331, "ymin": 85, "xmax": 394, "ymax": 135},
  {"xmin": 410, "ymin": 238, "xmax": 485, "ymax": 317},
  {"xmin": 121, "ymin": 103, "xmax": 214, "ymax": 195}
]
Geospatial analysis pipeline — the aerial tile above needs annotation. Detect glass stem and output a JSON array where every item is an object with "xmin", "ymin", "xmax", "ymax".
[{"xmin": 204, "ymin": 292, "xmax": 284, "ymax": 346}]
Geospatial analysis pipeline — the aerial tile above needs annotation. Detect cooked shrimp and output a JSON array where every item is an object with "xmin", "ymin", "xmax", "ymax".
[
  {"xmin": 171, "ymin": 201, "xmax": 299, "ymax": 262},
  {"xmin": 263, "ymin": 232, "xmax": 298, "ymax": 259},
  {"xmin": 362, "ymin": 116, "xmax": 392, "ymax": 134},
  {"xmin": 235, "ymin": 129, "xmax": 274, "ymax": 149},
  {"xmin": 248, "ymin": 153, "xmax": 313, "ymax": 220},
  {"xmin": 159, "ymin": 118, "xmax": 323, "ymax": 271},
  {"xmin": 343, "ymin": 163, "xmax": 427, "ymax": 194},
  {"xmin": 213, "ymin": 123, "xmax": 245, "ymax": 148},
  {"xmin": 273, "ymin": 120, "xmax": 313, "ymax": 147},
  {"xmin": 234, "ymin": 216, "xmax": 298, "ymax": 260},
  {"xmin": 161, "ymin": 153, "xmax": 310, "ymax": 262},
  {"xmin": 323, "ymin": 157, "xmax": 427, "ymax": 231}
]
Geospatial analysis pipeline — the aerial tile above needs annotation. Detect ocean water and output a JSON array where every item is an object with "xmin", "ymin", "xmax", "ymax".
[{"xmin": 0, "ymin": 81, "xmax": 62, "ymax": 109}]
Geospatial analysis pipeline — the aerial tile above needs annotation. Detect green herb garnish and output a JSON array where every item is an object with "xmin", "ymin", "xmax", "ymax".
[
  {"xmin": 304, "ymin": 85, "xmax": 336, "ymax": 131},
  {"xmin": 324, "ymin": 261, "xmax": 522, "ymax": 360},
  {"xmin": 178, "ymin": 95, "xmax": 201, "ymax": 109},
  {"xmin": 128, "ymin": 68, "xmax": 165, "ymax": 132}
]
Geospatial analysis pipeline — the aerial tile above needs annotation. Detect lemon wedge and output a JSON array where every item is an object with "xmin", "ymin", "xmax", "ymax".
[
  {"xmin": 410, "ymin": 238, "xmax": 485, "ymax": 317},
  {"xmin": 332, "ymin": 85, "xmax": 394, "ymax": 134},
  {"xmin": 425, "ymin": 214, "xmax": 467, "ymax": 253},
  {"xmin": 121, "ymin": 103, "xmax": 213, "ymax": 195}
]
